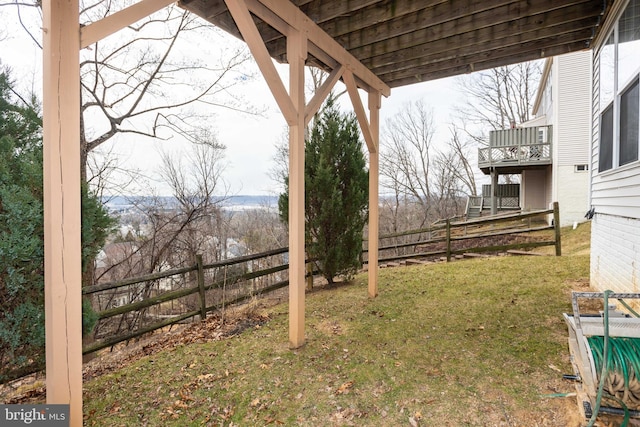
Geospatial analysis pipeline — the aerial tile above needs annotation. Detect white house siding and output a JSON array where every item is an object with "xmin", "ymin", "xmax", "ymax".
[
  {"xmin": 591, "ymin": 165, "xmax": 640, "ymax": 217},
  {"xmin": 591, "ymin": 213, "xmax": 640, "ymax": 293},
  {"xmin": 552, "ymin": 51, "xmax": 592, "ymax": 226},
  {"xmin": 555, "ymin": 165, "xmax": 590, "ymax": 225},
  {"xmin": 590, "ymin": 49, "xmax": 601, "ymax": 178},
  {"xmin": 554, "ymin": 51, "xmax": 592, "ymax": 167},
  {"xmin": 590, "ymin": 0, "xmax": 640, "ymax": 294}
]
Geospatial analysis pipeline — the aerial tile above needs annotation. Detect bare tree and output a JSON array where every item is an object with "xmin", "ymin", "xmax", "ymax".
[
  {"xmin": 456, "ymin": 62, "xmax": 541, "ymax": 132},
  {"xmin": 380, "ymin": 100, "xmax": 436, "ymax": 227},
  {"xmin": 92, "ymin": 140, "xmax": 230, "ymax": 336},
  {"xmin": 78, "ymin": 6, "xmax": 256, "ymax": 181},
  {"xmin": 451, "ymin": 61, "xmax": 542, "ymax": 187},
  {"xmin": 440, "ymin": 126, "xmax": 478, "ymax": 198},
  {"xmin": 268, "ymin": 128, "xmax": 290, "ymax": 194},
  {"xmin": 157, "ymin": 138, "xmax": 230, "ymax": 265},
  {"xmin": 1, "ymin": 1, "xmax": 256, "ymax": 182}
]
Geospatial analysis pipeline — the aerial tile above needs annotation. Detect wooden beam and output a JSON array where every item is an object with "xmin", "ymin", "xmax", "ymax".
[
  {"xmin": 224, "ymin": 0, "xmax": 297, "ymax": 124},
  {"xmin": 304, "ymin": 65, "xmax": 343, "ymax": 126},
  {"xmin": 287, "ymin": 27, "xmax": 307, "ymax": 349},
  {"xmin": 255, "ymin": 0, "xmax": 389, "ymax": 96},
  {"xmin": 80, "ymin": 0, "xmax": 177, "ymax": 48},
  {"xmin": 367, "ymin": 90, "xmax": 381, "ymax": 298},
  {"xmin": 245, "ymin": 0, "xmax": 290, "ymax": 37},
  {"xmin": 265, "ymin": 0, "xmax": 477, "ymax": 58},
  {"xmin": 42, "ymin": 1, "xmax": 83, "ymax": 425},
  {"xmin": 261, "ymin": 0, "xmax": 384, "ymax": 44},
  {"xmin": 197, "ymin": 0, "xmax": 383, "ymax": 54},
  {"xmin": 344, "ymin": 70, "xmax": 375, "ymax": 154}
]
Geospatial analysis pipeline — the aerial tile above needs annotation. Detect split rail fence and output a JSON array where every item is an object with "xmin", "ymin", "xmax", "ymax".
[
  {"xmin": 364, "ymin": 202, "xmax": 561, "ymax": 265},
  {"xmin": 83, "ymin": 203, "xmax": 560, "ymax": 356}
]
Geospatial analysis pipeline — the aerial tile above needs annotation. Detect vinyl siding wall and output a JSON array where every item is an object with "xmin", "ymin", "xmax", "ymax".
[
  {"xmin": 590, "ymin": 0, "xmax": 640, "ymax": 294},
  {"xmin": 552, "ymin": 51, "xmax": 592, "ymax": 225},
  {"xmin": 591, "ymin": 214, "xmax": 640, "ymax": 293}
]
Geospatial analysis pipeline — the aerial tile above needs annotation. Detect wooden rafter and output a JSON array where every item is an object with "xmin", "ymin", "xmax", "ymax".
[
  {"xmin": 181, "ymin": 0, "xmax": 390, "ymax": 95},
  {"xmin": 379, "ymin": 37, "xmax": 590, "ymax": 87},
  {"xmin": 347, "ymin": 1, "xmax": 603, "ymax": 62},
  {"xmin": 367, "ymin": 19, "xmax": 596, "ymax": 74}
]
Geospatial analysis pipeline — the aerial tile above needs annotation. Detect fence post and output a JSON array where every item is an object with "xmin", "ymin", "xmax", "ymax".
[
  {"xmin": 553, "ymin": 202, "xmax": 562, "ymax": 256},
  {"xmin": 306, "ymin": 261, "xmax": 314, "ymax": 291},
  {"xmin": 196, "ymin": 254, "xmax": 206, "ymax": 320},
  {"xmin": 446, "ymin": 219, "xmax": 451, "ymax": 262}
]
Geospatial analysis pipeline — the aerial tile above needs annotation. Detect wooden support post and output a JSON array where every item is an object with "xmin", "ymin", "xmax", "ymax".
[
  {"xmin": 43, "ymin": 1, "xmax": 83, "ymax": 425},
  {"xmin": 223, "ymin": 0, "xmax": 389, "ymax": 347},
  {"xmin": 553, "ymin": 201, "xmax": 562, "ymax": 256},
  {"xmin": 196, "ymin": 254, "xmax": 206, "ymax": 320},
  {"xmin": 491, "ymin": 168, "xmax": 498, "ymax": 215},
  {"xmin": 368, "ymin": 91, "xmax": 381, "ymax": 298},
  {"xmin": 288, "ymin": 28, "xmax": 307, "ymax": 349},
  {"xmin": 446, "ymin": 219, "xmax": 452, "ymax": 262}
]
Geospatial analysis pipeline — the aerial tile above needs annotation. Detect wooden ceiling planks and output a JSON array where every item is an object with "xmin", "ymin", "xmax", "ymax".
[{"xmin": 178, "ymin": 0, "xmax": 611, "ymax": 88}]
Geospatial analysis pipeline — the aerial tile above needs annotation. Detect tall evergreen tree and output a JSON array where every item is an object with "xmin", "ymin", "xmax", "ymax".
[
  {"xmin": 0, "ymin": 68, "xmax": 114, "ymax": 382},
  {"xmin": 279, "ymin": 96, "xmax": 368, "ymax": 284}
]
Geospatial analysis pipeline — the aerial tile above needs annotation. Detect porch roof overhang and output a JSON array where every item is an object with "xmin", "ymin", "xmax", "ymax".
[{"xmin": 179, "ymin": 0, "xmax": 613, "ymax": 89}]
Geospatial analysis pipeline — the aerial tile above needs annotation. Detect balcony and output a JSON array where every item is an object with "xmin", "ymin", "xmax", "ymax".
[{"xmin": 478, "ymin": 125, "xmax": 552, "ymax": 174}]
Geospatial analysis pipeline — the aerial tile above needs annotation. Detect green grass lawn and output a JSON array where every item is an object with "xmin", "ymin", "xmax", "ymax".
[{"xmin": 84, "ymin": 226, "xmax": 591, "ymax": 426}]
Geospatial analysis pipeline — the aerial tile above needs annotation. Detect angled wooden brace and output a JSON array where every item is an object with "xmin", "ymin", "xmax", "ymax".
[
  {"xmin": 225, "ymin": 0, "xmax": 297, "ymax": 125},
  {"xmin": 81, "ymin": 0, "xmax": 177, "ymax": 48},
  {"xmin": 343, "ymin": 69, "xmax": 377, "ymax": 154}
]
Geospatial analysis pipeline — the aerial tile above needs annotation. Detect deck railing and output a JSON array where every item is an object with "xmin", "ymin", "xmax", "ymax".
[{"xmin": 478, "ymin": 125, "xmax": 552, "ymax": 170}]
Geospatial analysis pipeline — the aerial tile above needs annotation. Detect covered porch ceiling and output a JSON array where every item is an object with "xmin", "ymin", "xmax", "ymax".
[{"xmin": 179, "ymin": 0, "xmax": 613, "ymax": 89}]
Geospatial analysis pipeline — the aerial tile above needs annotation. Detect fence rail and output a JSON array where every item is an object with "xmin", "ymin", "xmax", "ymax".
[
  {"xmin": 84, "ymin": 246, "xmax": 294, "ymax": 355},
  {"xmin": 365, "ymin": 202, "xmax": 561, "ymax": 264},
  {"xmin": 83, "ymin": 204, "xmax": 561, "ymax": 356}
]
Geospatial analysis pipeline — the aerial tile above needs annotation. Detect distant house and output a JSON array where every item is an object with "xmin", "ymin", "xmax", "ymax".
[
  {"xmin": 473, "ymin": 50, "xmax": 592, "ymax": 227},
  {"xmin": 94, "ymin": 242, "xmax": 178, "ymax": 309},
  {"xmin": 589, "ymin": 0, "xmax": 640, "ymax": 293}
]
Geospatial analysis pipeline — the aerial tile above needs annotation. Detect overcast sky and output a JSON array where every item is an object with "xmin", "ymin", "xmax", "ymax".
[{"xmin": 0, "ymin": 6, "xmax": 463, "ymax": 197}]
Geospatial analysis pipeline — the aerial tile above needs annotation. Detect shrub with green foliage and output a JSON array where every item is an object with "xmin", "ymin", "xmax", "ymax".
[
  {"xmin": 279, "ymin": 96, "xmax": 368, "ymax": 284},
  {"xmin": 0, "ymin": 68, "xmax": 114, "ymax": 382}
]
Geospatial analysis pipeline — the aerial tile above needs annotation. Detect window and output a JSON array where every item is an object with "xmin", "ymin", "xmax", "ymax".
[
  {"xmin": 599, "ymin": 104, "xmax": 614, "ymax": 172},
  {"xmin": 596, "ymin": 0, "xmax": 640, "ymax": 172},
  {"xmin": 537, "ymin": 127, "xmax": 548, "ymax": 144},
  {"xmin": 600, "ymin": 34, "xmax": 615, "ymax": 110},
  {"xmin": 575, "ymin": 164, "xmax": 589, "ymax": 172},
  {"xmin": 618, "ymin": 0, "xmax": 640, "ymax": 87},
  {"xmin": 620, "ymin": 78, "xmax": 639, "ymax": 166}
]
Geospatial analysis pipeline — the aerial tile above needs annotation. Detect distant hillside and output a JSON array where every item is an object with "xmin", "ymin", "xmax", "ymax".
[{"xmin": 102, "ymin": 195, "xmax": 279, "ymax": 213}]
